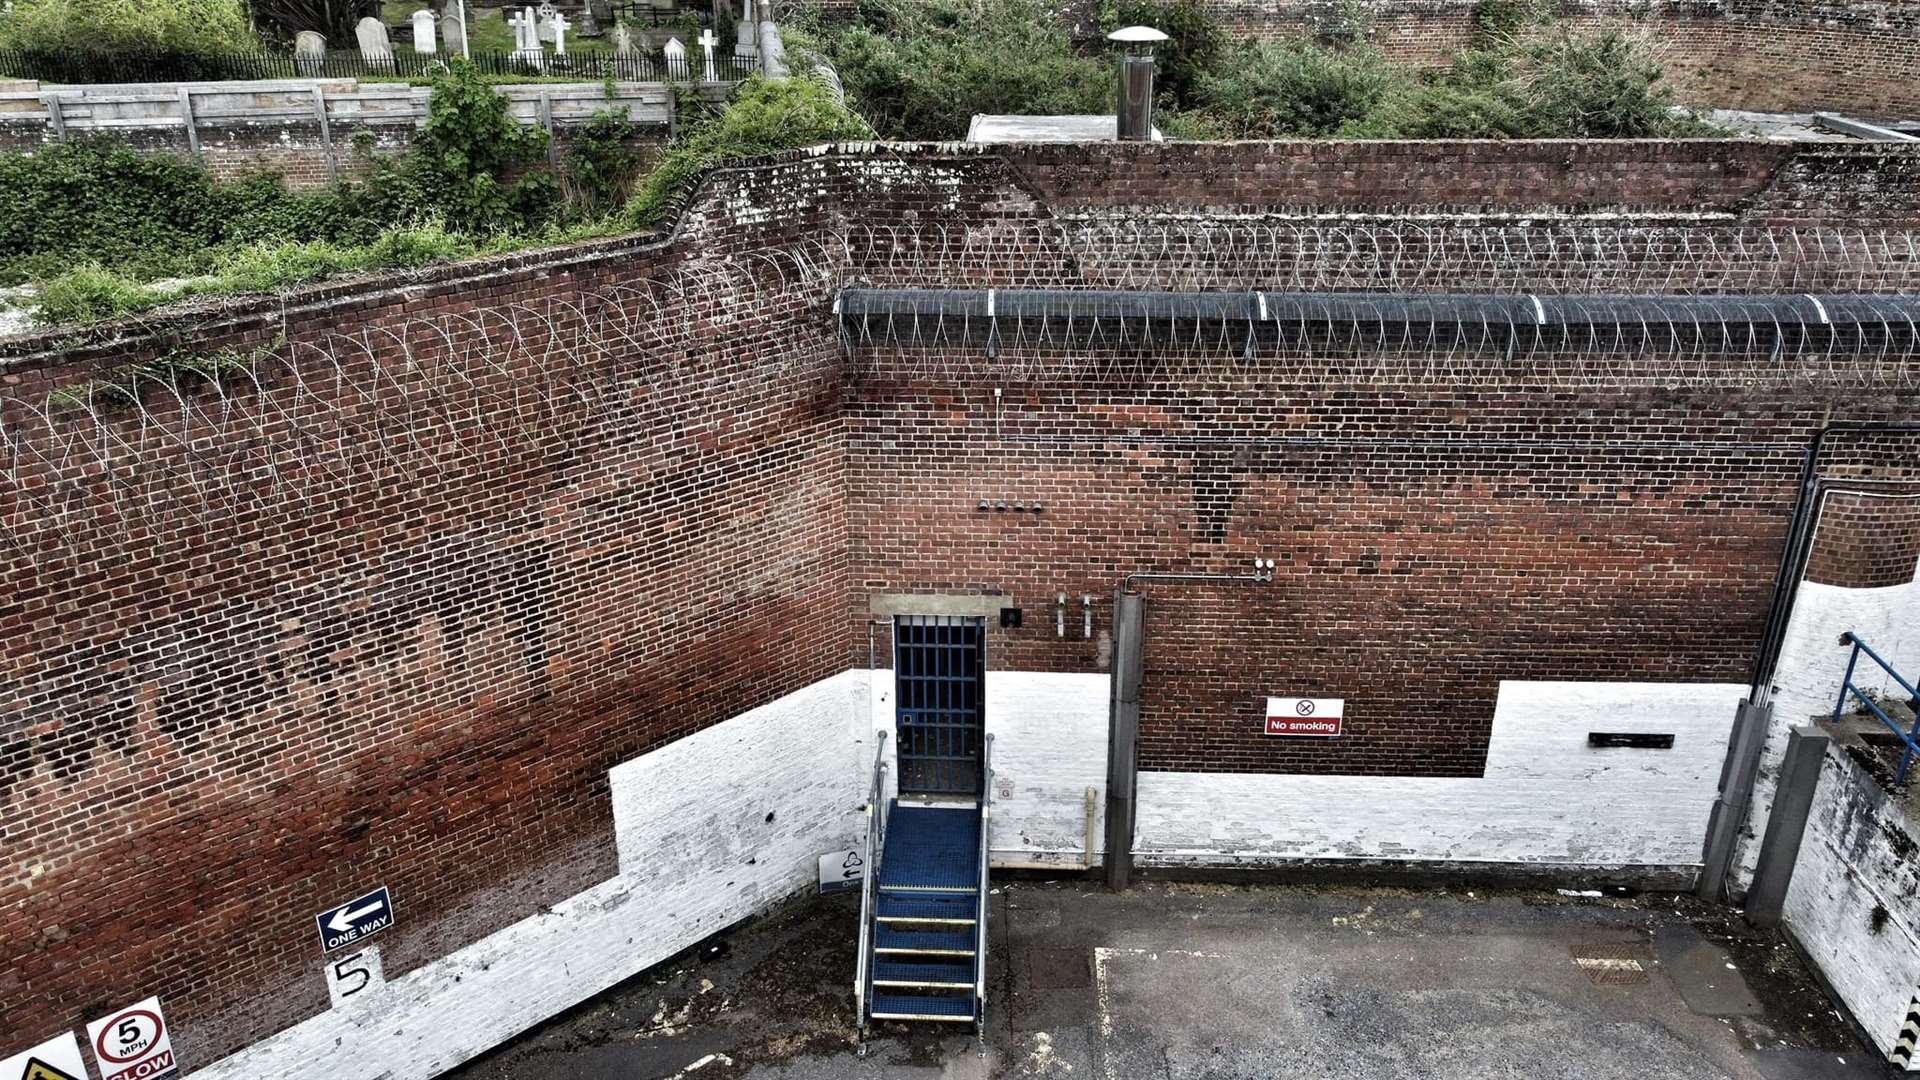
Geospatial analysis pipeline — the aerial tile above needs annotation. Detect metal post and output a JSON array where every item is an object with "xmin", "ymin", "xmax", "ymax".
[
  {"xmin": 1744, "ymin": 726, "xmax": 1830, "ymax": 927},
  {"xmin": 311, "ymin": 86, "xmax": 338, "ymax": 184},
  {"xmin": 540, "ymin": 90, "xmax": 558, "ymax": 167},
  {"xmin": 1697, "ymin": 698, "xmax": 1773, "ymax": 901},
  {"xmin": 177, "ymin": 86, "xmax": 201, "ymax": 158},
  {"xmin": 1105, "ymin": 590, "xmax": 1144, "ymax": 890},
  {"xmin": 42, "ymin": 94, "xmax": 65, "ymax": 141}
]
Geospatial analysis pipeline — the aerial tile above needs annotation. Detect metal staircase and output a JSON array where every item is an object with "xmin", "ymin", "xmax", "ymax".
[{"xmin": 855, "ymin": 732, "xmax": 993, "ymax": 1043}]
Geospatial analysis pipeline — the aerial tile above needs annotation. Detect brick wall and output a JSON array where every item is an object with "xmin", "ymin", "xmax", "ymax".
[
  {"xmin": 1806, "ymin": 492, "xmax": 1920, "ymax": 588},
  {"xmin": 2, "ymin": 139, "xmax": 1919, "ymax": 1068},
  {"xmin": 0, "ymin": 155, "xmax": 848, "ymax": 1062}
]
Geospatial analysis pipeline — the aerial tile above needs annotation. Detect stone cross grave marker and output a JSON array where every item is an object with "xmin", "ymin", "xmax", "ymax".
[
  {"xmin": 355, "ymin": 16, "xmax": 393, "ymax": 69},
  {"xmin": 550, "ymin": 10, "xmax": 571, "ymax": 56},
  {"xmin": 698, "ymin": 27, "xmax": 718, "ymax": 81},
  {"xmin": 537, "ymin": 1, "xmax": 559, "ymax": 43},
  {"xmin": 411, "ymin": 9, "xmax": 438, "ymax": 54}
]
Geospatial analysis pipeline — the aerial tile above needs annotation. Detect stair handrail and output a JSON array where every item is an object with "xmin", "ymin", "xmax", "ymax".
[
  {"xmin": 974, "ymin": 732, "xmax": 994, "ymax": 1034},
  {"xmin": 1835, "ymin": 632, "xmax": 1920, "ymax": 781},
  {"xmin": 855, "ymin": 730, "xmax": 887, "ymax": 1031}
]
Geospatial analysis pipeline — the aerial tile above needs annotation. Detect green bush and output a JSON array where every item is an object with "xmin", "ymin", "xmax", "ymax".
[
  {"xmin": 1513, "ymin": 28, "xmax": 1712, "ymax": 138},
  {"xmin": 1196, "ymin": 37, "xmax": 1400, "ymax": 138},
  {"xmin": 31, "ymin": 265, "xmax": 174, "ymax": 325},
  {"xmin": 565, "ymin": 107, "xmax": 644, "ymax": 221},
  {"xmin": 410, "ymin": 58, "xmax": 557, "ymax": 233},
  {"xmin": 823, "ymin": 0, "xmax": 1110, "ymax": 140},
  {"xmin": 627, "ymin": 75, "xmax": 873, "ymax": 227},
  {"xmin": 0, "ymin": 0, "xmax": 259, "ymax": 53}
]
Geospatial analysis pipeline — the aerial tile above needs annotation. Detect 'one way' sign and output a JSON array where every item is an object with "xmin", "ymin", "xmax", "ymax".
[{"xmin": 316, "ymin": 886, "xmax": 395, "ymax": 953}]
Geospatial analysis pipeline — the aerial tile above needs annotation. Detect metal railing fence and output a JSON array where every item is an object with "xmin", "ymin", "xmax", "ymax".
[
  {"xmin": 0, "ymin": 46, "xmax": 758, "ymax": 85},
  {"xmin": 1834, "ymin": 632, "xmax": 1920, "ymax": 783}
]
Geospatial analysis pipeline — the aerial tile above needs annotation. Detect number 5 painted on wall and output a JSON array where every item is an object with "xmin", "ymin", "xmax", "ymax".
[{"xmin": 325, "ymin": 946, "xmax": 385, "ymax": 1009}]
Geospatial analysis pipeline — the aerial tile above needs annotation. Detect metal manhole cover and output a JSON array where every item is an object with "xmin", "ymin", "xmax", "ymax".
[{"xmin": 1570, "ymin": 941, "xmax": 1652, "ymax": 986}]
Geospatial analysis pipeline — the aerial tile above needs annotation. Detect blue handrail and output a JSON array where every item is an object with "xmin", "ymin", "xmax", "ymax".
[{"xmin": 1834, "ymin": 632, "xmax": 1920, "ymax": 782}]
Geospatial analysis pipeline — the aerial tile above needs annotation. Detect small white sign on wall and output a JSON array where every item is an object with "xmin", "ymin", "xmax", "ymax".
[
  {"xmin": 84, "ymin": 997, "xmax": 178, "ymax": 1080},
  {"xmin": 325, "ymin": 945, "xmax": 386, "ymax": 1009},
  {"xmin": 819, "ymin": 849, "xmax": 865, "ymax": 893},
  {"xmin": 1265, "ymin": 697, "xmax": 1345, "ymax": 737},
  {"xmin": 2, "ymin": 1031, "xmax": 89, "ymax": 1080}
]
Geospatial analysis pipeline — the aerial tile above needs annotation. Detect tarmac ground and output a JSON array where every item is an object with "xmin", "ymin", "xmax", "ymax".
[{"xmin": 446, "ymin": 877, "xmax": 1888, "ymax": 1080}]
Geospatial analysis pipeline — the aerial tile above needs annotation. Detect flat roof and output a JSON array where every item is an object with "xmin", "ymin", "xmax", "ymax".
[{"xmin": 965, "ymin": 113, "xmax": 1162, "ymax": 143}]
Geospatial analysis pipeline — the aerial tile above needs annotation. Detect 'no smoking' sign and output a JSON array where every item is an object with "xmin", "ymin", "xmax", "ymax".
[{"xmin": 84, "ymin": 998, "xmax": 178, "ymax": 1080}]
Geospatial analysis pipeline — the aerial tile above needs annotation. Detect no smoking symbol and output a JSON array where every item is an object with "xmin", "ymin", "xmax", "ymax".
[{"xmin": 1295, "ymin": 700, "xmax": 1315, "ymax": 716}]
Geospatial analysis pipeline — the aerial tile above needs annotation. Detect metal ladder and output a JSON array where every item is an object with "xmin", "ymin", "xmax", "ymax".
[{"xmin": 856, "ymin": 733, "xmax": 993, "ymax": 1044}]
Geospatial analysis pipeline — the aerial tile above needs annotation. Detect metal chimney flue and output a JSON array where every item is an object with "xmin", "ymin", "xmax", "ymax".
[{"xmin": 1108, "ymin": 25, "xmax": 1168, "ymax": 141}]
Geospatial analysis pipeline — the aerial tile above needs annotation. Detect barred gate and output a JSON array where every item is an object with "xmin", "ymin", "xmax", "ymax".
[{"xmin": 892, "ymin": 615, "xmax": 986, "ymax": 797}]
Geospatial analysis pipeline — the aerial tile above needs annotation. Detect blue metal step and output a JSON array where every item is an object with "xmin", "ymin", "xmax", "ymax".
[
  {"xmin": 873, "ymin": 959, "xmax": 976, "ymax": 988},
  {"xmin": 870, "ymin": 990, "xmax": 976, "ymax": 1021},
  {"xmin": 874, "ymin": 925, "xmax": 975, "ymax": 956},
  {"xmin": 876, "ymin": 893, "xmax": 977, "ymax": 924},
  {"xmin": 879, "ymin": 801, "xmax": 980, "ymax": 893}
]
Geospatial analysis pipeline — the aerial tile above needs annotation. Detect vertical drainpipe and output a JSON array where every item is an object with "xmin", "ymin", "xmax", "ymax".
[
  {"xmin": 1105, "ymin": 590, "xmax": 1146, "ymax": 889},
  {"xmin": 1108, "ymin": 26, "xmax": 1167, "ymax": 141}
]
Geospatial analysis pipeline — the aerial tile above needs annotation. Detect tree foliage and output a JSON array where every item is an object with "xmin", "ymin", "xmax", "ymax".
[
  {"xmin": 1196, "ymin": 37, "xmax": 1396, "ymax": 138},
  {"xmin": 249, "ymin": 0, "xmax": 382, "ymax": 46},
  {"xmin": 0, "ymin": 0, "xmax": 258, "ymax": 53},
  {"xmin": 627, "ymin": 74, "xmax": 874, "ymax": 226},
  {"xmin": 822, "ymin": 0, "xmax": 1110, "ymax": 141}
]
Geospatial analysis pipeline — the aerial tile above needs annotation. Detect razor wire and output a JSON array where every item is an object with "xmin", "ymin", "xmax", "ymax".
[
  {"xmin": 836, "ymin": 289, "xmax": 1920, "ymax": 393},
  {"xmin": 844, "ymin": 217, "xmax": 1920, "ymax": 295},
  {"xmin": 0, "ymin": 241, "xmax": 844, "ymax": 574}
]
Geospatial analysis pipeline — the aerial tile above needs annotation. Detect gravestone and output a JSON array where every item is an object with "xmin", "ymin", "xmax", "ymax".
[
  {"xmin": 697, "ymin": 27, "xmax": 718, "ymax": 81},
  {"xmin": 549, "ymin": 10, "xmax": 571, "ymax": 56},
  {"xmin": 439, "ymin": 11, "xmax": 467, "ymax": 56},
  {"xmin": 536, "ymin": 1, "xmax": 559, "ymax": 43},
  {"xmin": 737, "ymin": 0, "xmax": 758, "ymax": 54},
  {"xmin": 663, "ymin": 35, "xmax": 686, "ymax": 78},
  {"xmin": 294, "ymin": 30, "xmax": 327, "ymax": 74},
  {"xmin": 355, "ymin": 17, "xmax": 394, "ymax": 69},
  {"xmin": 510, "ymin": 6, "xmax": 544, "ymax": 68},
  {"xmin": 611, "ymin": 21, "xmax": 635, "ymax": 56},
  {"xmin": 411, "ymin": 9, "xmax": 437, "ymax": 54}
]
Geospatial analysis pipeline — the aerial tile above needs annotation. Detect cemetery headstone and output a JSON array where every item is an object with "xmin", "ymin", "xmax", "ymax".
[
  {"xmin": 737, "ymin": 0, "xmax": 758, "ymax": 53},
  {"xmin": 294, "ymin": 30, "xmax": 327, "ymax": 75},
  {"xmin": 698, "ymin": 27, "xmax": 718, "ymax": 81},
  {"xmin": 663, "ymin": 35, "xmax": 686, "ymax": 79},
  {"xmin": 439, "ymin": 10, "xmax": 467, "ymax": 56},
  {"xmin": 536, "ymin": 1, "xmax": 559, "ymax": 43},
  {"xmin": 611, "ymin": 22, "xmax": 636, "ymax": 56},
  {"xmin": 355, "ymin": 17, "xmax": 394, "ymax": 70},
  {"xmin": 411, "ymin": 9, "xmax": 438, "ymax": 54}
]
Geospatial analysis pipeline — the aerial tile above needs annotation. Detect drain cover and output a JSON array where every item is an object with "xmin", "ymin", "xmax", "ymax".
[{"xmin": 1571, "ymin": 941, "xmax": 1652, "ymax": 986}]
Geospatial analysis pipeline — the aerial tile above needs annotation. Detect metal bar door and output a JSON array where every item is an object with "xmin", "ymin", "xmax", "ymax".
[{"xmin": 892, "ymin": 614, "xmax": 986, "ymax": 797}]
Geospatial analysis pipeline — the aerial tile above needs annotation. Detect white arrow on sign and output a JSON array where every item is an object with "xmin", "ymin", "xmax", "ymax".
[{"xmin": 328, "ymin": 899, "xmax": 384, "ymax": 933}]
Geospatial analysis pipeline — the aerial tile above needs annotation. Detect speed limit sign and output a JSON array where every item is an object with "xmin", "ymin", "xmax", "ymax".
[{"xmin": 84, "ymin": 998, "xmax": 178, "ymax": 1080}]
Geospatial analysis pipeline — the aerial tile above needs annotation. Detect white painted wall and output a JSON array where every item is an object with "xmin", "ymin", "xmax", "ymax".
[
  {"xmin": 1734, "ymin": 571, "xmax": 1920, "ymax": 889},
  {"xmin": 191, "ymin": 670, "xmax": 870, "ymax": 1080},
  {"xmin": 1784, "ymin": 744, "xmax": 1920, "ymax": 1064},
  {"xmin": 1135, "ymin": 680, "xmax": 1747, "ymax": 868},
  {"xmin": 864, "ymin": 669, "xmax": 1110, "ymax": 868}
]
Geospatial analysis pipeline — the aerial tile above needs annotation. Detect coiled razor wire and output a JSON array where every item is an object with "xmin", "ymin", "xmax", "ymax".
[
  {"xmin": 0, "ymin": 243, "xmax": 843, "ymax": 573},
  {"xmin": 835, "ymin": 289, "xmax": 1920, "ymax": 391},
  {"xmin": 5, "ymin": 216, "xmax": 1920, "ymax": 574},
  {"xmin": 843, "ymin": 218, "xmax": 1920, "ymax": 295}
]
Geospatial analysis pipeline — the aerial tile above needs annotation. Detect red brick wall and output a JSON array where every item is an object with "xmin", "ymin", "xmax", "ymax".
[
  {"xmin": 2, "ymin": 139, "xmax": 1918, "ymax": 1066},
  {"xmin": 0, "ymin": 158, "xmax": 848, "ymax": 1063},
  {"xmin": 1807, "ymin": 492, "xmax": 1920, "ymax": 588}
]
